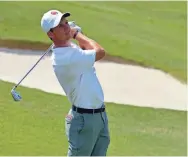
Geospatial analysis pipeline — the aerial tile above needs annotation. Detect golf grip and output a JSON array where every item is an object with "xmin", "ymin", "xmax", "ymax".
[{"xmin": 13, "ymin": 44, "xmax": 54, "ymax": 90}]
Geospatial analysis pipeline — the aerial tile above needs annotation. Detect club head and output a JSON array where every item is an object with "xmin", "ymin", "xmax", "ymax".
[{"xmin": 11, "ymin": 89, "xmax": 22, "ymax": 101}]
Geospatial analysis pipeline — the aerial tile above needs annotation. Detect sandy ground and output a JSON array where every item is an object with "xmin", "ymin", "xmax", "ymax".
[{"xmin": 0, "ymin": 47, "xmax": 187, "ymax": 111}]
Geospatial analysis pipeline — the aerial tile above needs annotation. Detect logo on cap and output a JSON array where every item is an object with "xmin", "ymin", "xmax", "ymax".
[{"xmin": 51, "ymin": 11, "xmax": 58, "ymax": 15}]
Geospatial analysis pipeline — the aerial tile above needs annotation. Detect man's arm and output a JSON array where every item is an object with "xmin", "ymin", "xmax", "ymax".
[{"xmin": 73, "ymin": 30, "xmax": 106, "ymax": 62}]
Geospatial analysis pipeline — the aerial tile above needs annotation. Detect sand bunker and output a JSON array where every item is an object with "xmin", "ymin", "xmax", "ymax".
[{"xmin": 0, "ymin": 47, "xmax": 187, "ymax": 111}]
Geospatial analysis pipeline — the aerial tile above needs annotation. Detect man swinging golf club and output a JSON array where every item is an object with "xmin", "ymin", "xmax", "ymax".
[{"xmin": 40, "ymin": 9, "xmax": 110, "ymax": 156}]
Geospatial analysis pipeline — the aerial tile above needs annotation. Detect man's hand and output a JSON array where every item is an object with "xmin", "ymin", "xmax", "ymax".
[{"xmin": 68, "ymin": 21, "xmax": 82, "ymax": 33}]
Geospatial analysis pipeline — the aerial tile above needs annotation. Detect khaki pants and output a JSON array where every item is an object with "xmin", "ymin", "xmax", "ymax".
[{"xmin": 65, "ymin": 108, "xmax": 110, "ymax": 156}]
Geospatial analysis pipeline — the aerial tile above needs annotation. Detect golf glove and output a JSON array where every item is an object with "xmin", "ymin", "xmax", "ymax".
[{"xmin": 68, "ymin": 21, "xmax": 82, "ymax": 33}]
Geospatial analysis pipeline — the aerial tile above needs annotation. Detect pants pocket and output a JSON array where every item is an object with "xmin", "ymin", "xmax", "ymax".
[
  {"xmin": 76, "ymin": 113, "xmax": 85, "ymax": 133},
  {"xmin": 65, "ymin": 110, "xmax": 85, "ymax": 138}
]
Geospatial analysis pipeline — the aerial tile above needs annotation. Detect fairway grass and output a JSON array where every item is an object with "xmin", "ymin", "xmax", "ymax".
[
  {"xmin": 0, "ymin": 80, "xmax": 187, "ymax": 156},
  {"xmin": 0, "ymin": 1, "xmax": 186, "ymax": 81}
]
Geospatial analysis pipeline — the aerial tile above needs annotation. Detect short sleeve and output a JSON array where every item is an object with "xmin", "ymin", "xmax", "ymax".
[{"xmin": 70, "ymin": 48, "xmax": 96, "ymax": 71}]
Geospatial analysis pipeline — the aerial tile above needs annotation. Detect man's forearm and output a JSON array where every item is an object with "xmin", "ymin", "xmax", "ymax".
[
  {"xmin": 75, "ymin": 32, "xmax": 103, "ymax": 50},
  {"xmin": 75, "ymin": 32, "xmax": 106, "ymax": 61}
]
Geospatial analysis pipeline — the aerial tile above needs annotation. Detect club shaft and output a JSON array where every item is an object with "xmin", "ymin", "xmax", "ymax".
[{"xmin": 13, "ymin": 44, "xmax": 53, "ymax": 90}]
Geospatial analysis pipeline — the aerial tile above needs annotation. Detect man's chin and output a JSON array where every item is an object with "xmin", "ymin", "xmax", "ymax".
[
  {"xmin": 59, "ymin": 34, "xmax": 71, "ymax": 41},
  {"xmin": 67, "ymin": 35, "xmax": 72, "ymax": 41}
]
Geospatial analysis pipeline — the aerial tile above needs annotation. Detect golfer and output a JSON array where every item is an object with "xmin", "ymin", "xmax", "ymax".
[{"xmin": 41, "ymin": 9, "xmax": 110, "ymax": 156}]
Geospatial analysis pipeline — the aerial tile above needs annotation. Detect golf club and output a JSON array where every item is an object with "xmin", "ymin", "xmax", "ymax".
[{"xmin": 11, "ymin": 44, "xmax": 54, "ymax": 101}]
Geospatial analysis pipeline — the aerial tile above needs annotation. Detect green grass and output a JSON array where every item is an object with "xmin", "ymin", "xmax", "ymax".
[
  {"xmin": 0, "ymin": 80, "xmax": 187, "ymax": 156},
  {"xmin": 0, "ymin": 1, "xmax": 187, "ymax": 81}
]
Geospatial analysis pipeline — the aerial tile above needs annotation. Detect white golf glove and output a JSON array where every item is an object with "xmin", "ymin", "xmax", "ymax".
[{"xmin": 68, "ymin": 21, "xmax": 82, "ymax": 33}]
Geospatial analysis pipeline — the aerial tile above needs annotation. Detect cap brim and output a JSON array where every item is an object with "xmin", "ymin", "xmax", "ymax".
[{"xmin": 62, "ymin": 12, "xmax": 71, "ymax": 18}]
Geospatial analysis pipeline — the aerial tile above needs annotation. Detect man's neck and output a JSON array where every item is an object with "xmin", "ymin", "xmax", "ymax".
[{"xmin": 53, "ymin": 40, "xmax": 71, "ymax": 48}]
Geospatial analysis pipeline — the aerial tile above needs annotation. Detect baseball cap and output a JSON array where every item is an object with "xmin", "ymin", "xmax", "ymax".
[{"xmin": 41, "ymin": 9, "xmax": 70, "ymax": 33}]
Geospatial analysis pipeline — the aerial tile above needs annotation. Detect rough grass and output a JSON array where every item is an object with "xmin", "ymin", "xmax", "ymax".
[{"xmin": 0, "ymin": 80, "xmax": 187, "ymax": 156}]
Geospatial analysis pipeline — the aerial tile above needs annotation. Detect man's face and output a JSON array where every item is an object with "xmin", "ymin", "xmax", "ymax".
[{"xmin": 48, "ymin": 17, "xmax": 71, "ymax": 41}]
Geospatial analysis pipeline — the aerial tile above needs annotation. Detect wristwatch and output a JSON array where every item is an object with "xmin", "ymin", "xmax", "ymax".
[{"xmin": 73, "ymin": 30, "xmax": 79, "ymax": 39}]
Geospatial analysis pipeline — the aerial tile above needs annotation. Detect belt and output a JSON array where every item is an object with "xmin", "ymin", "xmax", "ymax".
[{"xmin": 72, "ymin": 105, "xmax": 105, "ymax": 114}]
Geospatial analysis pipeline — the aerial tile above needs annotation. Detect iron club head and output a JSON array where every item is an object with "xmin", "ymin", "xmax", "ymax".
[{"xmin": 11, "ymin": 89, "xmax": 22, "ymax": 101}]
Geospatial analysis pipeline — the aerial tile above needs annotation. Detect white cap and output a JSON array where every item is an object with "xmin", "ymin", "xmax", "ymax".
[{"xmin": 41, "ymin": 10, "xmax": 70, "ymax": 33}]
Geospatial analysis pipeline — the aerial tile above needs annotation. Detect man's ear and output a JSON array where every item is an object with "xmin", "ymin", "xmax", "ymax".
[{"xmin": 47, "ymin": 31, "xmax": 53, "ymax": 39}]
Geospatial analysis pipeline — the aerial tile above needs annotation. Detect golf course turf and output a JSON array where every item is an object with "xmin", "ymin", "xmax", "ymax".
[
  {"xmin": 0, "ymin": 1, "xmax": 187, "ymax": 156},
  {"xmin": 0, "ymin": 80, "xmax": 187, "ymax": 156},
  {"xmin": 0, "ymin": 1, "xmax": 186, "ymax": 81}
]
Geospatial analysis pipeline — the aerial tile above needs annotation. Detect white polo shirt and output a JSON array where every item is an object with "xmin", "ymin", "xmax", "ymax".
[{"xmin": 51, "ymin": 42, "xmax": 104, "ymax": 109}]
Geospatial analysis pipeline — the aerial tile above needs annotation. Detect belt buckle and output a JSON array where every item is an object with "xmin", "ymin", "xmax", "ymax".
[{"xmin": 92, "ymin": 109, "xmax": 95, "ymax": 114}]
